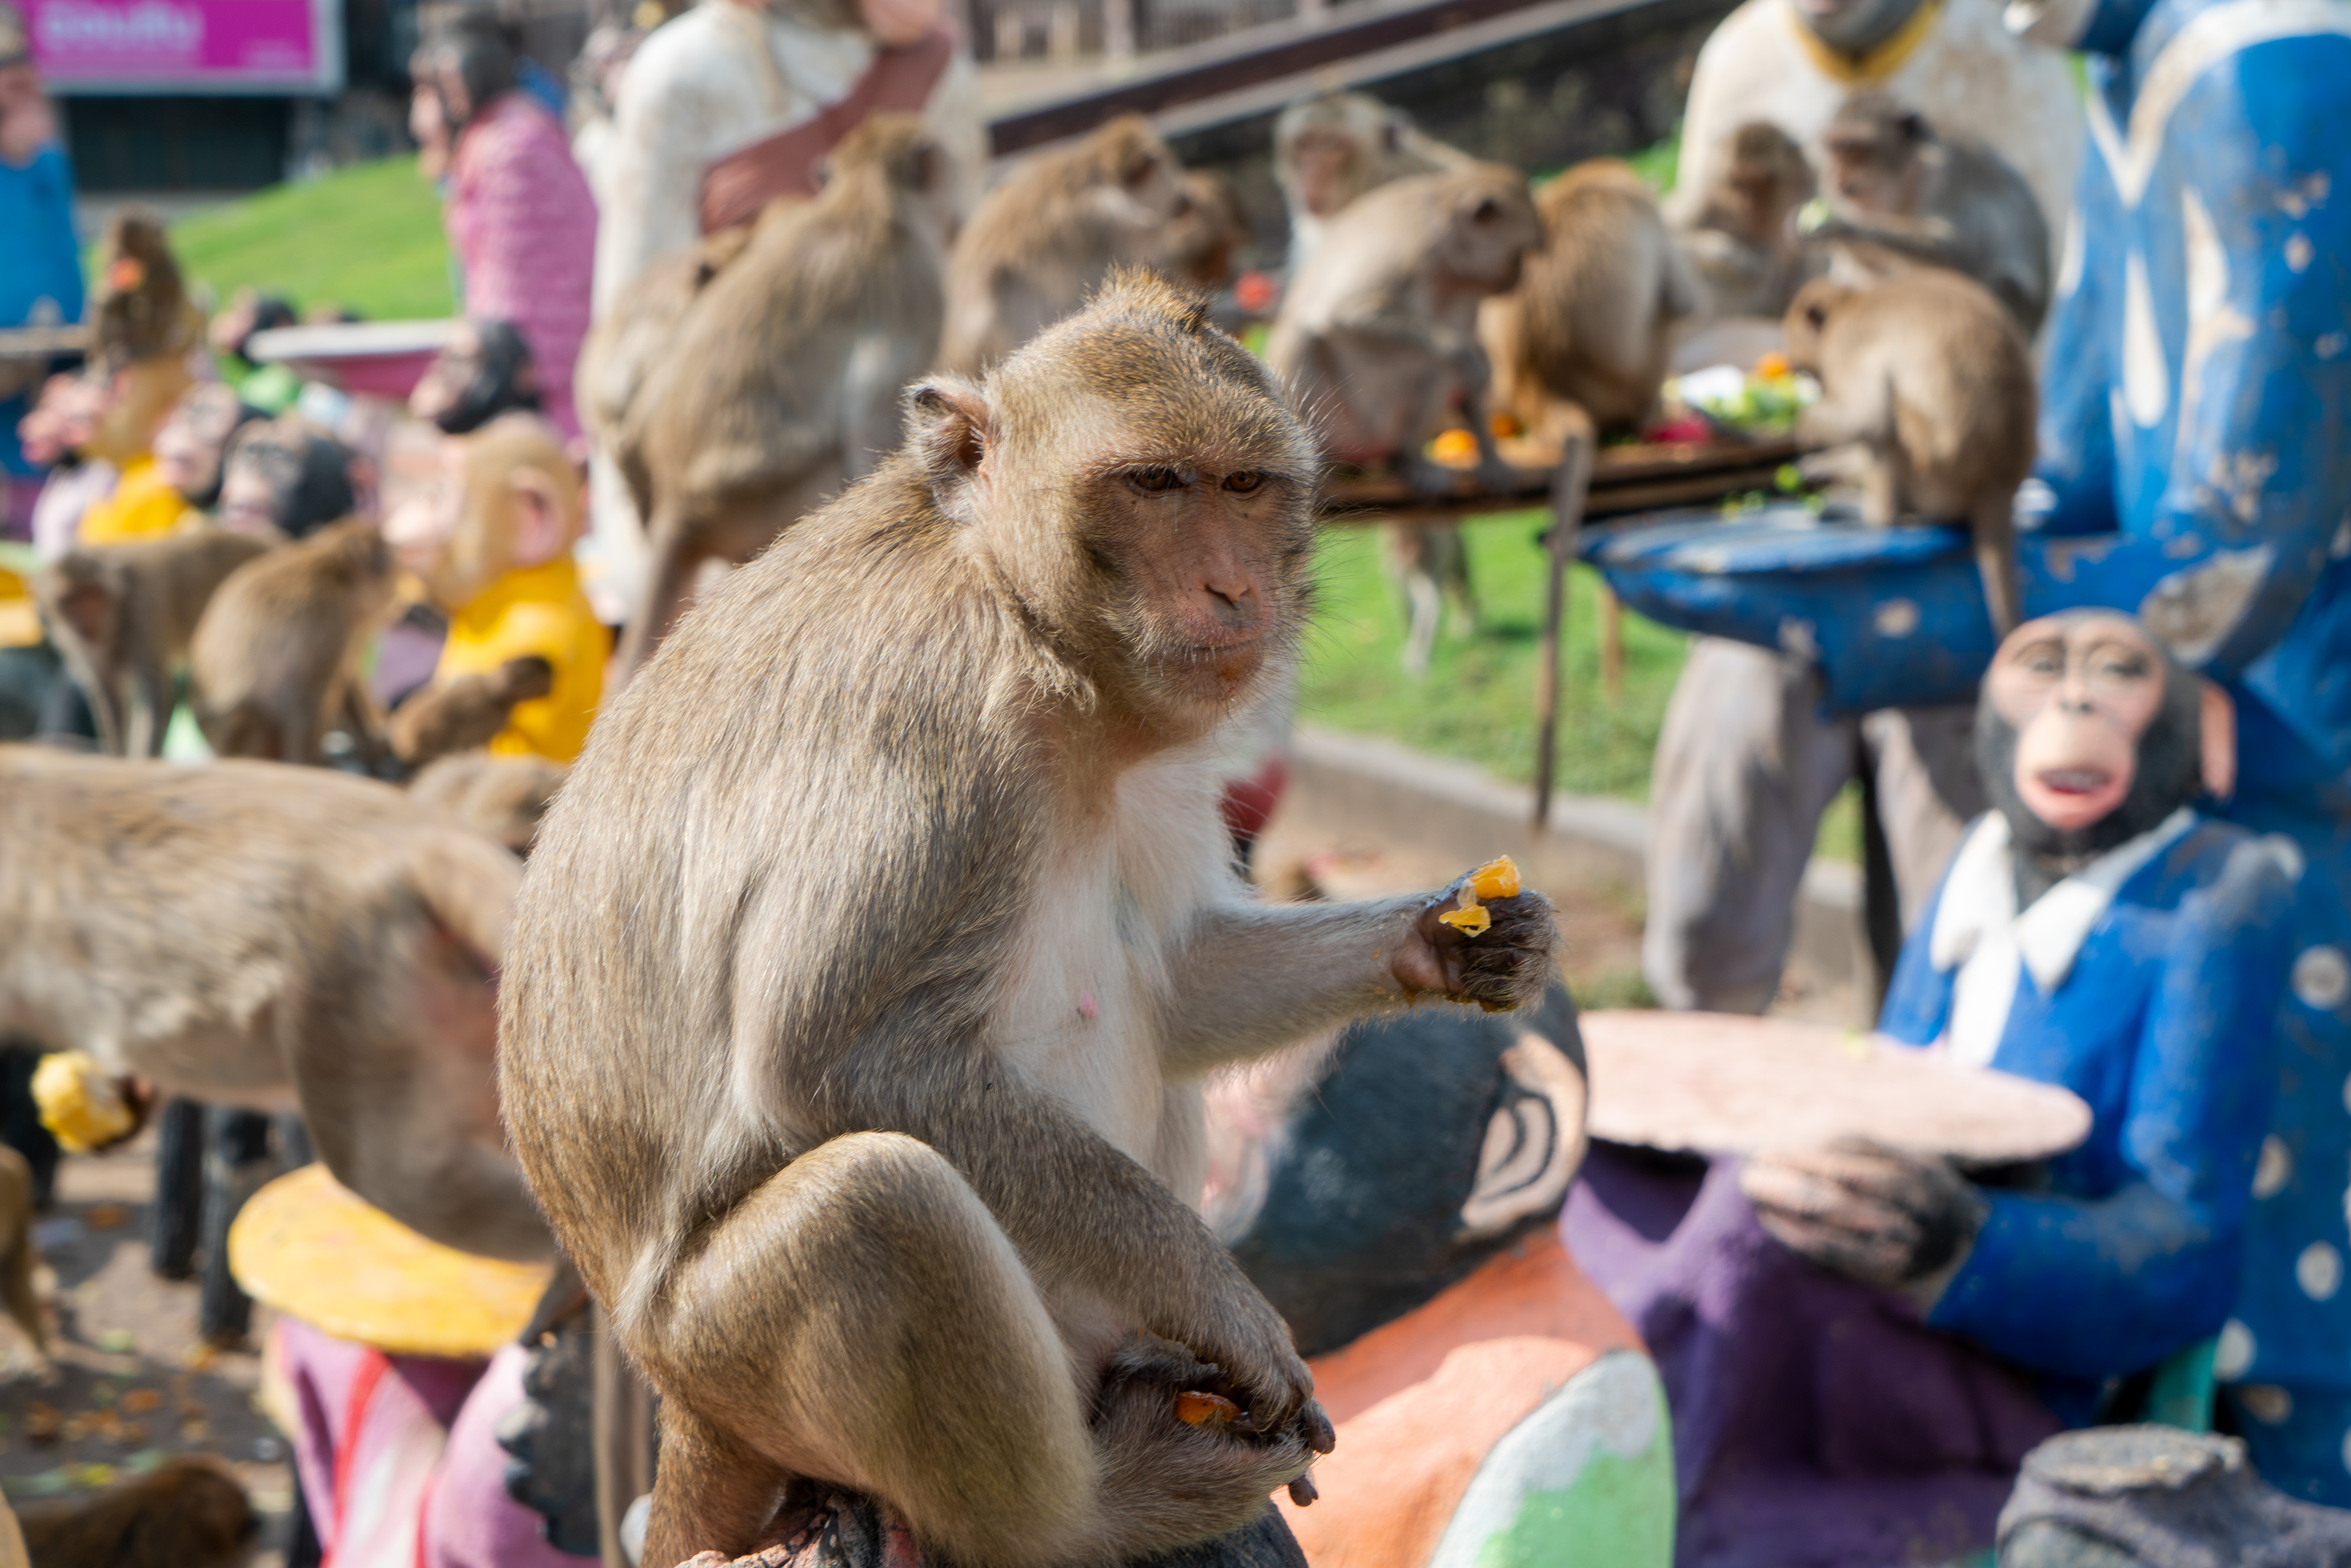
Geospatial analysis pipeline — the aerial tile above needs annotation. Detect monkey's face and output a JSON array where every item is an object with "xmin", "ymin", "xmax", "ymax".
[
  {"xmin": 1287, "ymin": 128, "xmax": 1364, "ymax": 218},
  {"xmin": 1434, "ymin": 174, "xmax": 1542, "ymax": 293},
  {"xmin": 1986, "ymin": 614, "xmax": 2167, "ymax": 833},
  {"xmin": 921, "ymin": 275, "xmax": 1319, "ymax": 736}
]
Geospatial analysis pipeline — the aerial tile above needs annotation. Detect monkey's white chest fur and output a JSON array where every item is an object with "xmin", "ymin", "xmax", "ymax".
[{"xmin": 993, "ymin": 750, "xmax": 1230, "ymax": 1202}]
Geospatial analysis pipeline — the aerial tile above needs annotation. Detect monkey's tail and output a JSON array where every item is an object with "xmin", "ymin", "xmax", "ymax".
[
  {"xmin": 407, "ymin": 828, "xmax": 523, "ymax": 968},
  {"xmin": 1970, "ymin": 493, "xmax": 2023, "ymax": 638}
]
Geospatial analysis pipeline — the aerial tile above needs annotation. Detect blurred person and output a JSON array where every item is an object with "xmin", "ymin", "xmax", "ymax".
[
  {"xmin": 154, "ymin": 382, "xmax": 266, "ymax": 511},
  {"xmin": 0, "ymin": 4, "xmax": 84, "ymax": 540},
  {"xmin": 409, "ymin": 319, "xmax": 543, "ymax": 435},
  {"xmin": 207, "ymin": 289, "xmax": 303, "ymax": 414},
  {"xmin": 18, "ymin": 373, "xmax": 111, "ymax": 559},
  {"xmin": 565, "ymin": 21, "xmax": 643, "ymax": 206},
  {"xmin": 217, "ymin": 418, "xmax": 359, "ymax": 540},
  {"xmin": 412, "ymin": 9, "xmax": 598, "ymax": 442}
]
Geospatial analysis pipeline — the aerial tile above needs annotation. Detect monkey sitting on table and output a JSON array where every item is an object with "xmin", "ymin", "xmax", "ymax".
[
  {"xmin": 499, "ymin": 271, "xmax": 1560, "ymax": 1567},
  {"xmin": 1566, "ymin": 611, "xmax": 2297, "ymax": 1568},
  {"xmin": 1267, "ymin": 163, "xmax": 1541, "ymax": 498},
  {"xmin": 384, "ymin": 415, "xmax": 607, "ymax": 767},
  {"xmin": 1482, "ymin": 158, "xmax": 1697, "ymax": 444},
  {"xmin": 1783, "ymin": 270, "xmax": 2035, "ymax": 634},
  {"xmin": 1271, "ymin": 93, "xmax": 1475, "ymax": 273},
  {"xmin": 1806, "ymin": 92, "xmax": 2053, "ymax": 336}
]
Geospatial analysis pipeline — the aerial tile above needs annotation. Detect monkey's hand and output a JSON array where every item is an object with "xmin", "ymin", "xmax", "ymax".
[
  {"xmin": 1176, "ymin": 1277, "xmax": 1334, "ymax": 1460},
  {"xmin": 387, "ymin": 656, "xmax": 555, "ymax": 767},
  {"xmin": 1740, "ymin": 1138, "xmax": 1986, "ymax": 1310},
  {"xmin": 1390, "ymin": 888, "xmax": 1557, "ymax": 1013}
]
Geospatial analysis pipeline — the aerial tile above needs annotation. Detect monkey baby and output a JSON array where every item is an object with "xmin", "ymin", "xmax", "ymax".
[
  {"xmin": 1783, "ymin": 271, "xmax": 2036, "ymax": 634},
  {"xmin": 1809, "ymin": 93, "xmax": 2052, "ymax": 336},
  {"xmin": 1267, "ymin": 163, "xmax": 1541, "ymax": 497},
  {"xmin": 0, "ymin": 746, "xmax": 548, "ymax": 1262},
  {"xmin": 500, "ymin": 272, "xmax": 1558, "ymax": 1567},
  {"xmin": 384, "ymin": 415, "xmax": 607, "ymax": 766},
  {"xmin": 1676, "ymin": 121, "xmax": 1815, "ymax": 320},
  {"xmin": 617, "ymin": 115, "xmax": 957, "ymax": 672},
  {"xmin": 37, "ymin": 527, "xmax": 275, "ymax": 757}
]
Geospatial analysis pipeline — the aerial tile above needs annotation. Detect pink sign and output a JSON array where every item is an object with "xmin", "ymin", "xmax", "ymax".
[{"xmin": 24, "ymin": 0, "xmax": 339, "ymax": 92}]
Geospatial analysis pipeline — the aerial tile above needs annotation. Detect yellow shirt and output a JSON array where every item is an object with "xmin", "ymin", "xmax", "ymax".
[
  {"xmin": 75, "ymin": 456, "xmax": 196, "ymax": 546},
  {"xmin": 434, "ymin": 556, "xmax": 609, "ymax": 763}
]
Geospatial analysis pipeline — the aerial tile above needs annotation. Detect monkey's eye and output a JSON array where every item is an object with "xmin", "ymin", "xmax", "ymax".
[
  {"xmin": 1223, "ymin": 471, "xmax": 1265, "ymax": 494},
  {"xmin": 1128, "ymin": 467, "xmax": 1187, "ymax": 493}
]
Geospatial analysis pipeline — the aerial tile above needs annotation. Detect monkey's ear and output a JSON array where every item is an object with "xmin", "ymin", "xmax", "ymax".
[
  {"xmin": 1804, "ymin": 300, "xmax": 1831, "ymax": 332},
  {"xmin": 1469, "ymin": 195, "xmax": 1505, "ymax": 225},
  {"xmin": 905, "ymin": 378, "xmax": 993, "ymax": 488},
  {"xmin": 2198, "ymin": 678, "xmax": 2237, "ymax": 801},
  {"xmin": 507, "ymin": 467, "xmax": 576, "ymax": 567},
  {"xmin": 1122, "ymin": 151, "xmax": 1164, "ymax": 195}
]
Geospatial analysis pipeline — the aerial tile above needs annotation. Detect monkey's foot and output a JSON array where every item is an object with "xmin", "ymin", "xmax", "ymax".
[{"xmin": 675, "ymin": 1491, "xmax": 919, "ymax": 1568}]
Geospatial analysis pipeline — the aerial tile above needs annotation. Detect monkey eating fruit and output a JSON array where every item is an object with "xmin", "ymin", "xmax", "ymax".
[
  {"xmin": 501, "ymin": 271, "xmax": 1557, "ymax": 1568},
  {"xmin": 1782, "ymin": 271, "xmax": 2035, "ymax": 635}
]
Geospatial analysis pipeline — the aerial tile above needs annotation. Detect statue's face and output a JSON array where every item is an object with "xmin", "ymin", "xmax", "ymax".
[
  {"xmin": 1203, "ymin": 987, "xmax": 1589, "ymax": 1358},
  {"xmin": 1787, "ymin": 0, "xmax": 1926, "ymax": 53}
]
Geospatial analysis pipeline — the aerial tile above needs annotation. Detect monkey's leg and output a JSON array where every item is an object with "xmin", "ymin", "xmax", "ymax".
[
  {"xmin": 125, "ymin": 655, "xmax": 171, "ymax": 758},
  {"xmin": 638, "ymin": 1132, "xmax": 1102, "ymax": 1568}
]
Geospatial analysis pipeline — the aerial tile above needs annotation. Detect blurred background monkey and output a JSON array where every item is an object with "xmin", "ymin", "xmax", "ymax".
[{"xmin": 1271, "ymin": 92, "xmax": 1475, "ymax": 271}]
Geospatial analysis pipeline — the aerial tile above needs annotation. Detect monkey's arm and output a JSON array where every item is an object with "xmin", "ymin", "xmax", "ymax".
[
  {"xmin": 387, "ymin": 656, "xmax": 553, "ymax": 767},
  {"xmin": 1157, "ymin": 890, "xmax": 1556, "ymax": 1077}
]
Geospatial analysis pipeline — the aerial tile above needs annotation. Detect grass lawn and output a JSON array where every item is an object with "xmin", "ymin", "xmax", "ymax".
[
  {"xmin": 1298, "ymin": 513, "xmax": 1862, "ymax": 858},
  {"xmin": 168, "ymin": 156, "xmax": 455, "ymax": 321}
]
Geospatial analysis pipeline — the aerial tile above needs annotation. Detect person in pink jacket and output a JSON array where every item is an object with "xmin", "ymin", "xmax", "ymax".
[{"xmin": 412, "ymin": 9, "xmax": 597, "ymax": 443}]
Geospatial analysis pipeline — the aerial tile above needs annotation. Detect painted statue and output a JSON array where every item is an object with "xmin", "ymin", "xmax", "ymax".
[
  {"xmin": 1566, "ymin": 611, "xmax": 2297, "ymax": 1565},
  {"xmin": 1590, "ymin": 0, "xmax": 2351, "ymax": 1503}
]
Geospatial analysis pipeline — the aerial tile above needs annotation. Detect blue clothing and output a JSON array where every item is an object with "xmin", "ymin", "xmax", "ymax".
[
  {"xmin": 0, "ymin": 141, "xmax": 85, "ymax": 480},
  {"xmin": 1879, "ymin": 815, "xmax": 2293, "ymax": 1422},
  {"xmin": 1586, "ymin": 0, "xmax": 2351, "ymax": 1504}
]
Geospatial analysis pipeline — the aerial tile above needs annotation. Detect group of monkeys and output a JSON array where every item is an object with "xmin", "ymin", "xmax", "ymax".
[{"xmin": 582, "ymin": 81, "xmax": 2052, "ymax": 679}]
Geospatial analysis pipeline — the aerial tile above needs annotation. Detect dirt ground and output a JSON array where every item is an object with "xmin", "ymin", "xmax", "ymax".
[{"xmin": 0, "ymin": 1130, "xmax": 296, "ymax": 1561}]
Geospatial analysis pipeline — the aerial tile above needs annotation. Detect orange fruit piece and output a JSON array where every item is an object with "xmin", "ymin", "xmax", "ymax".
[
  {"xmin": 1177, "ymin": 1391, "xmax": 1241, "ymax": 1427},
  {"xmin": 1430, "ymin": 428, "xmax": 1480, "ymax": 466},
  {"xmin": 1754, "ymin": 351, "xmax": 1792, "ymax": 380},
  {"xmin": 1469, "ymin": 856, "xmax": 1520, "ymax": 900},
  {"xmin": 1439, "ymin": 904, "xmax": 1492, "ymax": 937}
]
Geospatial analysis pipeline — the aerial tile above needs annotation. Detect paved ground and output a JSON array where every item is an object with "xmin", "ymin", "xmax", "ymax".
[{"xmin": 0, "ymin": 1129, "xmax": 296, "ymax": 1561}]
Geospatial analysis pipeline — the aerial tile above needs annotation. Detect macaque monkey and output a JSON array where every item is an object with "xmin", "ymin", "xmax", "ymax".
[
  {"xmin": 35, "ymin": 529, "xmax": 276, "ymax": 756},
  {"xmin": 1272, "ymin": 93, "xmax": 1475, "ymax": 271},
  {"xmin": 1482, "ymin": 158, "xmax": 1698, "ymax": 441},
  {"xmin": 500, "ymin": 272, "xmax": 1559, "ymax": 1566},
  {"xmin": 1783, "ymin": 272, "xmax": 2034, "ymax": 634},
  {"xmin": 1678, "ymin": 122, "xmax": 1816, "ymax": 319},
  {"xmin": 577, "ymin": 224, "xmax": 756, "ymax": 465},
  {"xmin": 16, "ymin": 1456, "xmax": 255, "ymax": 1568},
  {"xmin": 189, "ymin": 518, "xmax": 399, "ymax": 764},
  {"xmin": 617, "ymin": 115, "xmax": 957, "ymax": 671},
  {"xmin": 1741, "ymin": 612, "xmax": 2242, "ymax": 1298},
  {"xmin": 1811, "ymin": 93, "xmax": 2052, "ymax": 335},
  {"xmin": 0, "ymin": 747, "xmax": 546, "ymax": 1261},
  {"xmin": 938, "ymin": 115, "xmax": 1192, "ymax": 377},
  {"xmin": 216, "ymin": 417, "xmax": 360, "ymax": 540},
  {"xmin": 90, "ymin": 211, "xmax": 199, "ymax": 371},
  {"xmin": 407, "ymin": 750, "xmax": 568, "ymax": 855},
  {"xmin": 1267, "ymin": 164, "xmax": 1542, "ymax": 495}
]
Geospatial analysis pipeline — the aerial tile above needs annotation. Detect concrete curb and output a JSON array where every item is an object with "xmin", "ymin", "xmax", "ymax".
[{"xmin": 1288, "ymin": 726, "xmax": 1871, "ymax": 996}]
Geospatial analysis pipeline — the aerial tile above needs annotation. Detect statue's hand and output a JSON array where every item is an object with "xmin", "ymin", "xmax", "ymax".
[{"xmin": 1741, "ymin": 1136, "xmax": 1986, "ymax": 1308}]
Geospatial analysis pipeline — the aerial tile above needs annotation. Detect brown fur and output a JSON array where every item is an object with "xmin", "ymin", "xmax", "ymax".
[
  {"xmin": 1784, "ymin": 271, "xmax": 2036, "ymax": 633},
  {"xmin": 0, "ymin": 1147, "xmax": 43, "ymax": 1359},
  {"xmin": 0, "ymin": 746, "xmax": 546, "ymax": 1261},
  {"xmin": 1266, "ymin": 163, "xmax": 1542, "ymax": 495},
  {"xmin": 1812, "ymin": 93, "xmax": 2053, "ymax": 334},
  {"xmin": 17, "ymin": 1456, "xmax": 255, "ymax": 1568},
  {"xmin": 937, "ymin": 115, "xmax": 1191, "ymax": 377},
  {"xmin": 90, "ymin": 213, "xmax": 199, "ymax": 371},
  {"xmin": 1271, "ymin": 93, "xmax": 1475, "ymax": 267},
  {"xmin": 1168, "ymin": 170, "xmax": 1249, "ymax": 290},
  {"xmin": 188, "ymin": 519, "xmax": 396, "ymax": 766},
  {"xmin": 1678, "ymin": 121, "xmax": 1816, "ymax": 318},
  {"xmin": 1484, "ymin": 159, "xmax": 1696, "ymax": 441},
  {"xmin": 577, "ymin": 223, "xmax": 756, "ymax": 461},
  {"xmin": 613, "ymin": 115, "xmax": 957, "ymax": 672},
  {"xmin": 500, "ymin": 272, "xmax": 1555, "ymax": 1567},
  {"xmin": 34, "ymin": 529, "xmax": 277, "ymax": 757},
  {"xmin": 408, "ymin": 749, "xmax": 568, "ymax": 855}
]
